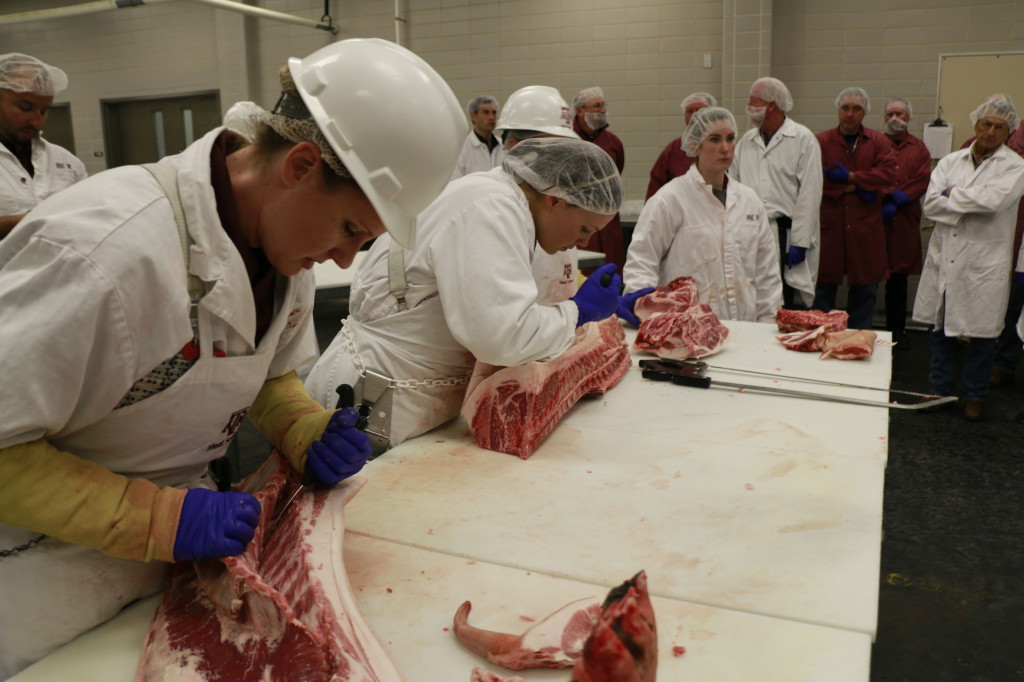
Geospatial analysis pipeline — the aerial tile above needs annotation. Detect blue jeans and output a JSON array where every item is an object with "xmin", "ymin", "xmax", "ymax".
[
  {"xmin": 813, "ymin": 282, "xmax": 879, "ymax": 330},
  {"xmin": 929, "ymin": 332, "xmax": 997, "ymax": 401},
  {"xmin": 992, "ymin": 280, "xmax": 1024, "ymax": 373}
]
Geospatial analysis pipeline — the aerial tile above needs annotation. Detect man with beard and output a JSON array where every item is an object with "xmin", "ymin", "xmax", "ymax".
[
  {"xmin": 879, "ymin": 97, "xmax": 931, "ymax": 347},
  {"xmin": 0, "ymin": 53, "xmax": 86, "ymax": 239},
  {"xmin": 732, "ymin": 77, "xmax": 822, "ymax": 309},
  {"xmin": 572, "ymin": 86, "xmax": 626, "ymax": 273}
]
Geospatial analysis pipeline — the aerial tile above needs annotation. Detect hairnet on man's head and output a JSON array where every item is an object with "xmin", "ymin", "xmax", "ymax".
[
  {"xmin": 572, "ymin": 87, "xmax": 605, "ymax": 111},
  {"xmin": 750, "ymin": 77, "xmax": 793, "ymax": 112},
  {"xmin": 885, "ymin": 97, "xmax": 912, "ymax": 117},
  {"xmin": 467, "ymin": 95, "xmax": 498, "ymax": 116},
  {"xmin": 681, "ymin": 107, "xmax": 737, "ymax": 157},
  {"xmin": 970, "ymin": 96, "xmax": 1020, "ymax": 132},
  {"xmin": 0, "ymin": 53, "xmax": 68, "ymax": 96},
  {"xmin": 835, "ymin": 87, "xmax": 871, "ymax": 113},
  {"xmin": 503, "ymin": 137, "xmax": 623, "ymax": 215},
  {"xmin": 680, "ymin": 92, "xmax": 717, "ymax": 113}
]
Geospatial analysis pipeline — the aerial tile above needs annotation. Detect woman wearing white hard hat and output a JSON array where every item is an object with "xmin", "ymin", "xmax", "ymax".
[
  {"xmin": 495, "ymin": 85, "xmax": 584, "ymax": 306},
  {"xmin": 0, "ymin": 38, "xmax": 465, "ymax": 677},
  {"xmin": 624, "ymin": 107, "xmax": 782, "ymax": 322},
  {"xmin": 304, "ymin": 137, "xmax": 645, "ymax": 451}
]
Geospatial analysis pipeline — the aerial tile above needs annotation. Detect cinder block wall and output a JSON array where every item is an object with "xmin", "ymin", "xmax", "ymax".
[{"xmin": 1, "ymin": 0, "xmax": 1020, "ymax": 200}]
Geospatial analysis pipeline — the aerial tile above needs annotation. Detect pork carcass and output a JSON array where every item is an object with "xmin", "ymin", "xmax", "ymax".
[
  {"xmin": 820, "ymin": 329, "xmax": 877, "ymax": 360},
  {"xmin": 454, "ymin": 596, "xmax": 601, "ymax": 670},
  {"xmin": 775, "ymin": 308, "xmax": 849, "ymax": 333},
  {"xmin": 136, "ymin": 453, "xmax": 402, "ymax": 682},
  {"xmin": 633, "ymin": 277, "xmax": 700, "ymax": 322},
  {"xmin": 634, "ymin": 305, "xmax": 729, "ymax": 360},
  {"xmin": 462, "ymin": 316, "xmax": 632, "ymax": 459}
]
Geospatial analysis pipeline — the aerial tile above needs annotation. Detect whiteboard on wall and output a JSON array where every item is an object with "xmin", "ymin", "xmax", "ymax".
[{"xmin": 936, "ymin": 52, "xmax": 1024, "ymax": 152}]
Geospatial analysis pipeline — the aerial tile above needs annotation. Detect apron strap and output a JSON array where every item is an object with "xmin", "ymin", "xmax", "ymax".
[{"xmin": 387, "ymin": 237, "xmax": 410, "ymax": 311}]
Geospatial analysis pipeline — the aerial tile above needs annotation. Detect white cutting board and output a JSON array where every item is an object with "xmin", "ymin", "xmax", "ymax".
[{"xmin": 12, "ymin": 534, "xmax": 872, "ymax": 682}]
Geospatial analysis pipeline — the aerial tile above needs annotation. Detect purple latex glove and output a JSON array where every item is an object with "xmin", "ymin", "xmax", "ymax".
[
  {"xmin": 571, "ymin": 263, "xmax": 621, "ymax": 327},
  {"xmin": 616, "ymin": 287, "xmax": 656, "ymax": 326},
  {"xmin": 891, "ymin": 189, "xmax": 910, "ymax": 207},
  {"xmin": 173, "ymin": 489, "xmax": 260, "ymax": 561},
  {"xmin": 882, "ymin": 201, "xmax": 898, "ymax": 224},
  {"xmin": 823, "ymin": 163, "xmax": 849, "ymax": 184},
  {"xmin": 787, "ymin": 245, "xmax": 807, "ymax": 267},
  {"xmin": 305, "ymin": 407, "xmax": 372, "ymax": 486},
  {"xmin": 1014, "ymin": 272, "xmax": 1024, "ymax": 286},
  {"xmin": 854, "ymin": 186, "xmax": 877, "ymax": 203}
]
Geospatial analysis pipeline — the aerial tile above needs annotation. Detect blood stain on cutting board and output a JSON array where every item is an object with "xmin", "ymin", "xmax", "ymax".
[
  {"xmin": 777, "ymin": 516, "xmax": 841, "ymax": 533},
  {"xmin": 756, "ymin": 459, "xmax": 799, "ymax": 481}
]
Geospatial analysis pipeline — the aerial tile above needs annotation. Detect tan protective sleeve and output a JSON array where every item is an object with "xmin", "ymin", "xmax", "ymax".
[
  {"xmin": 0, "ymin": 439, "xmax": 185, "ymax": 563},
  {"xmin": 247, "ymin": 370, "xmax": 334, "ymax": 473}
]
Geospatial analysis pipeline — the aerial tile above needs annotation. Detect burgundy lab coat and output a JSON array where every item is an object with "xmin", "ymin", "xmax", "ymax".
[
  {"xmin": 574, "ymin": 119, "xmax": 626, "ymax": 274},
  {"xmin": 646, "ymin": 137, "xmax": 695, "ymax": 200},
  {"xmin": 884, "ymin": 133, "xmax": 931, "ymax": 275}
]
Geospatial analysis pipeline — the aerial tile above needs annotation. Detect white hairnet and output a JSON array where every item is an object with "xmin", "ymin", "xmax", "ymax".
[
  {"xmin": 885, "ymin": 97, "xmax": 912, "ymax": 117},
  {"xmin": 750, "ymin": 77, "xmax": 793, "ymax": 112},
  {"xmin": 503, "ymin": 137, "xmax": 623, "ymax": 215},
  {"xmin": 223, "ymin": 101, "xmax": 267, "ymax": 142},
  {"xmin": 572, "ymin": 87, "xmax": 604, "ymax": 111},
  {"xmin": 835, "ymin": 87, "xmax": 871, "ymax": 113},
  {"xmin": 0, "ymin": 53, "xmax": 68, "ymax": 96},
  {"xmin": 681, "ymin": 106, "xmax": 737, "ymax": 157},
  {"xmin": 680, "ymin": 92, "xmax": 717, "ymax": 113},
  {"xmin": 969, "ymin": 96, "xmax": 1019, "ymax": 130}
]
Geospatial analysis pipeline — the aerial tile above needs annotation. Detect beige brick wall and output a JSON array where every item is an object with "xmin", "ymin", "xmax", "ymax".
[{"xmin": 1, "ymin": 0, "xmax": 1022, "ymax": 198}]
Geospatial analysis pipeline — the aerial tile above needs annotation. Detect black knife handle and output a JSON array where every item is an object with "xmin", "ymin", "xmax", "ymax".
[{"xmin": 670, "ymin": 373, "xmax": 712, "ymax": 389}]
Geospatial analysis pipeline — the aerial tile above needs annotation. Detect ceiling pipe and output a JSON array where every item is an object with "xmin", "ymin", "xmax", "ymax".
[{"xmin": 0, "ymin": 0, "xmax": 337, "ymax": 33}]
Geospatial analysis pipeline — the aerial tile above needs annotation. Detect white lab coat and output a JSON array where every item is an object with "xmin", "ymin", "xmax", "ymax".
[
  {"xmin": 305, "ymin": 167, "xmax": 578, "ymax": 446},
  {"xmin": 450, "ymin": 131, "xmax": 505, "ymax": 180},
  {"xmin": 732, "ymin": 117, "xmax": 822, "ymax": 307},
  {"xmin": 913, "ymin": 144, "xmax": 1024, "ymax": 338},
  {"xmin": 532, "ymin": 245, "xmax": 579, "ymax": 305},
  {"xmin": 623, "ymin": 166, "xmax": 782, "ymax": 323},
  {"xmin": 0, "ymin": 134, "xmax": 87, "ymax": 218},
  {"xmin": 0, "ymin": 128, "xmax": 315, "ymax": 675}
]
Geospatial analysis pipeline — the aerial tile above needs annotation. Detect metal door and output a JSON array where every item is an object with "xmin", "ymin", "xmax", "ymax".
[{"xmin": 102, "ymin": 92, "xmax": 221, "ymax": 167}]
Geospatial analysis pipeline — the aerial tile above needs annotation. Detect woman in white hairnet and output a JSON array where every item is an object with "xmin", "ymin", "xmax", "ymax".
[
  {"xmin": 912, "ymin": 96, "xmax": 1024, "ymax": 422},
  {"xmin": 0, "ymin": 53, "xmax": 87, "ymax": 239},
  {"xmin": 0, "ymin": 39, "xmax": 465, "ymax": 676},
  {"xmin": 623, "ymin": 107, "xmax": 782, "ymax": 322},
  {"xmin": 304, "ymin": 137, "xmax": 641, "ymax": 450}
]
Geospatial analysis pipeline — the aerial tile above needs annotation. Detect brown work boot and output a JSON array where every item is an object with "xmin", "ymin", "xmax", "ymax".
[
  {"xmin": 990, "ymin": 368, "xmax": 1014, "ymax": 388},
  {"xmin": 963, "ymin": 399, "xmax": 985, "ymax": 422}
]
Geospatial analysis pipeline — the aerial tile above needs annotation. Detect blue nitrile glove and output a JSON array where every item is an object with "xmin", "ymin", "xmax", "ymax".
[
  {"xmin": 173, "ymin": 489, "xmax": 260, "ymax": 561},
  {"xmin": 571, "ymin": 263, "xmax": 621, "ymax": 327},
  {"xmin": 616, "ymin": 287, "xmax": 656, "ymax": 327},
  {"xmin": 854, "ymin": 187, "xmax": 877, "ymax": 203},
  {"xmin": 305, "ymin": 407, "xmax": 372, "ymax": 486},
  {"xmin": 1014, "ymin": 272, "xmax": 1024, "ymax": 286},
  {"xmin": 787, "ymin": 245, "xmax": 807, "ymax": 267},
  {"xmin": 823, "ymin": 163, "xmax": 849, "ymax": 184},
  {"xmin": 882, "ymin": 201, "xmax": 898, "ymax": 224},
  {"xmin": 891, "ymin": 189, "xmax": 910, "ymax": 207}
]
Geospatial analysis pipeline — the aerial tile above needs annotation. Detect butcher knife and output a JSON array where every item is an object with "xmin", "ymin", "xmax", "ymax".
[{"xmin": 639, "ymin": 359, "xmax": 956, "ymax": 411}]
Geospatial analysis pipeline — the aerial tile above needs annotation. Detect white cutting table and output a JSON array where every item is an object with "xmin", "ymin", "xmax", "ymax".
[{"xmin": 13, "ymin": 320, "xmax": 889, "ymax": 682}]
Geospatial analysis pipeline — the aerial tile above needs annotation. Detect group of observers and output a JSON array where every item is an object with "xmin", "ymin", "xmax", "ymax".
[{"xmin": 456, "ymin": 81, "xmax": 1024, "ymax": 421}]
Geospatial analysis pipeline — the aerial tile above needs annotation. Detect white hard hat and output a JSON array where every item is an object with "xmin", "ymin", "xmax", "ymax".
[
  {"xmin": 495, "ymin": 85, "xmax": 579, "ymax": 139},
  {"xmin": 288, "ymin": 39, "xmax": 466, "ymax": 249}
]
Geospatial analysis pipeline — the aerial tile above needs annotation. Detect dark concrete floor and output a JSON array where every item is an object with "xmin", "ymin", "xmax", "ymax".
[{"xmin": 871, "ymin": 328, "xmax": 1024, "ymax": 682}]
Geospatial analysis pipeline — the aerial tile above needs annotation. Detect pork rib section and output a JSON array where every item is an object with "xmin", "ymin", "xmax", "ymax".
[
  {"xmin": 462, "ymin": 316, "xmax": 632, "ymax": 459},
  {"xmin": 136, "ymin": 453, "xmax": 402, "ymax": 682},
  {"xmin": 634, "ymin": 305, "xmax": 730, "ymax": 360},
  {"xmin": 633, "ymin": 277, "xmax": 700, "ymax": 322},
  {"xmin": 775, "ymin": 308, "xmax": 848, "ymax": 333}
]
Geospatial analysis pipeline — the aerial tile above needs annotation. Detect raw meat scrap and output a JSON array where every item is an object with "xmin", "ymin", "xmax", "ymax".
[
  {"xmin": 775, "ymin": 308, "xmax": 848, "ymax": 333},
  {"xmin": 633, "ymin": 276, "xmax": 700, "ymax": 322},
  {"xmin": 136, "ymin": 453, "xmax": 402, "ymax": 682},
  {"xmin": 462, "ymin": 316, "xmax": 632, "ymax": 459},
  {"xmin": 571, "ymin": 571, "xmax": 657, "ymax": 682},
  {"xmin": 454, "ymin": 596, "xmax": 601, "ymax": 669},
  {"xmin": 820, "ymin": 329, "xmax": 877, "ymax": 360},
  {"xmin": 470, "ymin": 669, "xmax": 526, "ymax": 682},
  {"xmin": 776, "ymin": 326, "xmax": 829, "ymax": 352},
  {"xmin": 634, "ymin": 305, "xmax": 729, "ymax": 360}
]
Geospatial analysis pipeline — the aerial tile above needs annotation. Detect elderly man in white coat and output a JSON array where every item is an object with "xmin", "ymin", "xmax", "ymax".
[
  {"xmin": 912, "ymin": 97, "xmax": 1024, "ymax": 422},
  {"xmin": 624, "ymin": 107, "xmax": 782, "ymax": 322},
  {"xmin": 732, "ymin": 77, "xmax": 822, "ymax": 309}
]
